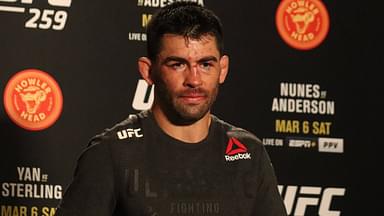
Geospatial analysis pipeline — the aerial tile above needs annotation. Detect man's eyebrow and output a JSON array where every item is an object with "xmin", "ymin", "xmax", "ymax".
[
  {"xmin": 162, "ymin": 56, "xmax": 188, "ymax": 65},
  {"xmin": 162, "ymin": 56, "xmax": 219, "ymax": 64},
  {"xmin": 197, "ymin": 56, "xmax": 218, "ymax": 63}
]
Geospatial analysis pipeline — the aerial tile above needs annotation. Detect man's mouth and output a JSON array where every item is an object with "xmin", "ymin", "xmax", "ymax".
[{"xmin": 179, "ymin": 92, "xmax": 207, "ymax": 104}]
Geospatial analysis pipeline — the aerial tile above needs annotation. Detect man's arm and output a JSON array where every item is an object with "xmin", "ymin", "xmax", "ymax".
[
  {"xmin": 55, "ymin": 141, "xmax": 117, "ymax": 215},
  {"xmin": 252, "ymin": 145, "xmax": 288, "ymax": 216}
]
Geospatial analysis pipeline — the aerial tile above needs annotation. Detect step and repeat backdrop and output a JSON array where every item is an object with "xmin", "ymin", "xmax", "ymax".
[{"xmin": 0, "ymin": 0, "xmax": 381, "ymax": 215}]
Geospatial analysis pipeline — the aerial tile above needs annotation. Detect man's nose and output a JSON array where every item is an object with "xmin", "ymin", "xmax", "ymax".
[{"xmin": 183, "ymin": 66, "xmax": 202, "ymax": 88}]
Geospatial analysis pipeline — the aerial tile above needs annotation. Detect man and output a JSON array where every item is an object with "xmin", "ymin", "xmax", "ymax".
[{"xmin": 56, "ymin": 2, "xmax": 287, "ymax": 215}]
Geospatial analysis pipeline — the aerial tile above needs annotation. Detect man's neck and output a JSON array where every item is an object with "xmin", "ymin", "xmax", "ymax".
[{"xmin": 151, "ymin": 106, "xmax": 211, "ymax": 143}]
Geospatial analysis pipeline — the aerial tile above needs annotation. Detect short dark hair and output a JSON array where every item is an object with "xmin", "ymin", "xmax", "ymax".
[{"xmin": 146, "ymin": 2, "xmax": 224, "ymax": 61}]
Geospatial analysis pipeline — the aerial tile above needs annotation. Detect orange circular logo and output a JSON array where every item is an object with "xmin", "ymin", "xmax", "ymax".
[
  {"xmin": 276, "ymin": 0, "xmax": 330, "ymax": 50},
  {"xmin": 3, "ymin": 69, "xmax": 63, "ymax": 131}
]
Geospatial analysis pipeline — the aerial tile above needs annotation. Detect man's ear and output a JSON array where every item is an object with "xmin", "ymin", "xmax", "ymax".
[
  {"xmin": 219, "ymin": 55, "xmax": 229, "ymax": 84},
  {"xmin": 138, "ymin": 57, "xmax": 154, "ymax": 85}
]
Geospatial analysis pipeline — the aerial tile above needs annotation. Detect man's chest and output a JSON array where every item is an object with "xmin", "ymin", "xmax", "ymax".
[
  {"xmin": 117, "ymin": 165, "xmax": 248, "ymax": 216},
  {"xmin": 114, "ymin": 144, "xmax": 256, "ymax": 215}
]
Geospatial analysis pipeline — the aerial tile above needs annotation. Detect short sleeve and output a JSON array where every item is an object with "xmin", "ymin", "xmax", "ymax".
[
  {"xmin": 55, "ymin": 141, "xmax": 117, "ymax": 216},
  {"xmin": 252, "ymin": 145, "xmax": 288, "ymax": 216}
]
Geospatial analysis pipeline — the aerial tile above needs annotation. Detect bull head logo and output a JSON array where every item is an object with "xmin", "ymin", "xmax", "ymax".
[
  {"xmin": 19, "ymin": 86, "xmax": 47, "ymax": 114},
  {"xmin": 290, "ymin": 8, "xmax": 315, "ymax": 34}
]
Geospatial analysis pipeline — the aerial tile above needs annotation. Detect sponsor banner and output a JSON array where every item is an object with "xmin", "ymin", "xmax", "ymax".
[
  {"xmin": 275, "ymin": 0, "xmax": 330, "ymax": 50},
  {"xmin": 132, "ymin": 79, "xmax": 154, "ymax": 110},
  {"xmin": 265, "ymin": 81, "xmax": 344, "ymax": 154},
  {"xmin": 128, "ymin": 0, "xmax": 205, "ymax": 42},
  {"xmin": 0, "ymin": 0, "xmax": 375, "ymax": 214},
  {"xmin": 263, "ymin": 136, "xmax": 344, "ymax": 153},
  {"xmin": 318, "ymin": 137, "xmax": 343, "ymax": 153},
  {"xmin": 1, "ymin": 166, "xmax": 63, "ymax": 215},
  {"xmin": 278, "ymin": 185, "xmax": 346, "ymax": 216},
  {"xmin": 272, "ymin": 82, "xmax": 334, "ymax": 115},
  {"xmin": 0, "ymin": 0, "xmax": 72, "ymax": 31},
  {"xmin": 3, "ymin": 69, "xmax": 63, "ymax": 131}
]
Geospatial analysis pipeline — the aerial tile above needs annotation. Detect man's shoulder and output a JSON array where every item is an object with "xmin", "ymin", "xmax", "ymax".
[
  {"xmin": 212, "ymin": 114, "xmax": 262, "ymax": 146},
  {"xmin": 88, "ymin": 110, "xmax": 150, "ymax": 147},
  {"xmin": 73, "ymin": 111, "xmax": 150, "ymax": 168}
]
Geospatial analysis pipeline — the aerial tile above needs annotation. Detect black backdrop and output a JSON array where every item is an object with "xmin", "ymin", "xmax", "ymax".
[{"xmin": 0, "ymin": 0, "xmax": 381, "ymax": 215}]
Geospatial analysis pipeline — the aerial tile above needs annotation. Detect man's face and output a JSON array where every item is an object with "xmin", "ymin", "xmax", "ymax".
[{"xmin": 151, "ymin": 34, "xmax": 228, "ymax": 124}]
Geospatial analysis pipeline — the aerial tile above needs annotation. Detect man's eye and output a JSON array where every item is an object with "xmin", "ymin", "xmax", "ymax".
[
  {"xmin": 200, "ymin": 62, "xmax": 212, "ymax": 70},
  {"xmin": 169, "ymin": 63, "xmax": 186, "ymax": 70}
]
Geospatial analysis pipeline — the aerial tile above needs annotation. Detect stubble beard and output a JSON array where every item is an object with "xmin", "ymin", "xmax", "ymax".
[{"xmin": 154, "ymin": 78, "xmax": 219, "ymax": 125}]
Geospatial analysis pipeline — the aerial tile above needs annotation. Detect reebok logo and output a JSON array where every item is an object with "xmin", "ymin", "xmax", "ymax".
[{"xmin": 225, "ymin": 137, "xmax": 251, "ymax": 162}]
